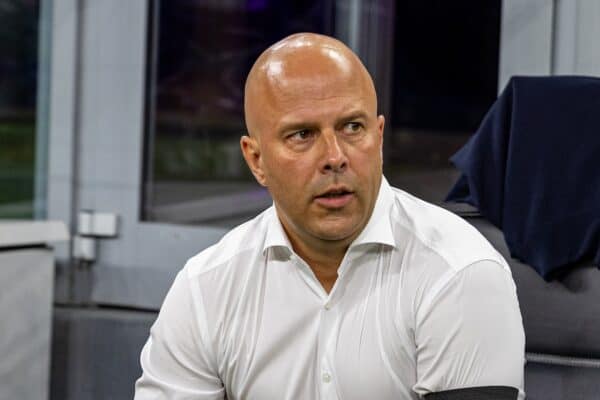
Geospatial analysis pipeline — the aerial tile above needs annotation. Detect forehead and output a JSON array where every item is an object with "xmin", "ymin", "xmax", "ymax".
[
  {"xmin": 265, "ymin": 46, "xmax": 364, "ymax": 95},
  {"xmin": 272, "ymin": 69, "xmax": 367, "ymax": 107},
  {"xmin": 265, "ymin": 72, "xmax": 372, "ymax": 132},
  {"xmin": 245, "ymin": 42, "xmax": 377, "ymax": 135}
]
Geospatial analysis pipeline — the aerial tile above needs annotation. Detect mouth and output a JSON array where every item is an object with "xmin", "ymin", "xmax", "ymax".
[{"xmin": 314, "ymin": 187, "xmax": 355, "ymax": 208}]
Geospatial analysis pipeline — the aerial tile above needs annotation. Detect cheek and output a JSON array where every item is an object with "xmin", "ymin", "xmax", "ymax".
[
  {"xmin": 351, "ymin": 140, "xmax": 382, "ymax": 172},
  {"xmin": 262, "ymin": 152, "xmax": 314, "ymax": 201},
  {"xmin": 265, "ymin": 150, "xmax": 313, "ymax": 180}
]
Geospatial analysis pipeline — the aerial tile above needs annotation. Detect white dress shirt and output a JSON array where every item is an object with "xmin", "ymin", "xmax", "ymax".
[{"xmin": 135, "ymin": 177, "xmax": 525, "ymax": 399}]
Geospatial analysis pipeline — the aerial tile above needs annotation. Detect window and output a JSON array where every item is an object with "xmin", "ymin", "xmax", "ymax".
[
  {"xmin": 143, "ymin": 0, "xmax": 501, "ymax": 226},
  {"xmin": 0, "ymin": 0, "xmax": 41, "ymax": 219},
  {"xmin": 143, "ymin": 0, "xmax": 333, "ymax": 226},
  {"xmin": 386, "ymin": 0, "xmax": 501, "ymax": 201}
]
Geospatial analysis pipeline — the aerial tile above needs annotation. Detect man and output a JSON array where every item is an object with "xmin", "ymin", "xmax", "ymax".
[{"xmin": 135, "ymin": 33, "xmax": 525, "ymax": 399}]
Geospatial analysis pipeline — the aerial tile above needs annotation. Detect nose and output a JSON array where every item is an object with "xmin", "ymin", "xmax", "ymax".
[{"xmin": 320, "ymin": 130, "xmax": 348, "ymax": 174}]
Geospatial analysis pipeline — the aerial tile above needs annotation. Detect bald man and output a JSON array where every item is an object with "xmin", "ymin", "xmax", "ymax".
[{"xmin": 135, "ymin": 33, "xmax": 525, "ymax": 400}]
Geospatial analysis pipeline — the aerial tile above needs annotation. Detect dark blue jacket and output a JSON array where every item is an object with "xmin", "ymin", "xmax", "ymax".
[{"xmin": 446, "ymin": 76, "xmax": 600, "ymax": 280}]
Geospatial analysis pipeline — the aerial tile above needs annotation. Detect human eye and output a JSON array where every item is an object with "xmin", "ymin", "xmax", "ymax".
[
  {"xmin": 342, "ymin": 121, "xmax": 363, "ymax": 135},
  {"xmin": 287, "ymin": 129, "xmax": 314, "ymax": 142}
]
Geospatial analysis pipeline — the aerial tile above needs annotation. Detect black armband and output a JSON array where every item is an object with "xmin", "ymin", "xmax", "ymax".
[{"xmin": 424, "ymin": 386, "xmax": 519, "ymax": 400}]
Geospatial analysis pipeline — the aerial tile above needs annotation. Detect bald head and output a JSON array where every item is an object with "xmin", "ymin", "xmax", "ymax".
[
  {"xmin": 244, "ymin": 33, "xmax": 377, "ymax": 138},
  {"xmin": 239, "ymin": 33, "xmax": 385, "ymax": 251}
]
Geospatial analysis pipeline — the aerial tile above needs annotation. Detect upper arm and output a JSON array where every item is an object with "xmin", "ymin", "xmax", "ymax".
[
  {"xmin": 412, "ymin": 260, "xmax": 525, "ymax": 399},
  {"xmin": 134, "ymin": 270, "xmax": 224, "ymax": 399}
]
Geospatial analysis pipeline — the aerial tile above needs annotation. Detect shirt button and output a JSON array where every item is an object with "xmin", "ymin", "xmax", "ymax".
[
  {"xmin": 322, "ymin": 372, "xmax": 331, "ymax": 383},
  {"xmin": 324, "ymin": 303, "xmax": 330, "ymax": 310}
]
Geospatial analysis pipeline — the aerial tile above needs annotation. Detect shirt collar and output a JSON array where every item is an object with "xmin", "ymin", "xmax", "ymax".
[
  {"xmin": 262, "ymin": 176, "xmax": 396, "ymax": 255},
  {"xmin": 263, "ymin": 206, "xmax": 294, "ymax": 255},
  {"xmin": 348, "ymin": 176, "xmax": 396, "ymax": 250}
]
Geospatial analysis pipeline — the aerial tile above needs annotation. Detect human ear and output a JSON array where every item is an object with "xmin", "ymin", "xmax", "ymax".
[
  {"xmin": 240, "ymin": 135, "xmax": 267, "ymax": 186},
  {"xmin": 377, "ymin": 115, "xmax": 385, "ymax": 142},
  {"xmin": 377, "ymin": 115, "xmax": 385, "ymax": 158}
]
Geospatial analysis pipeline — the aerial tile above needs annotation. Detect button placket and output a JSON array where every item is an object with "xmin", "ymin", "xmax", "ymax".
[
  {"xmin": 319, "ymin": 355, "xmax": 339, "ymax": 399},
  {"xmin": 315, "ymin": 255, "xmax": 354, "ymax": 399},
  {"xmin": 317, "ymin": 299, "xmax": 340, "ymax": 399}
]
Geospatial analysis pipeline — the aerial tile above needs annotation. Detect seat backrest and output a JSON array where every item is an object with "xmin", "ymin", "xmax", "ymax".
[{"xmin": 456, "ymin": 211, "xmax": 600, "ymax": 400}]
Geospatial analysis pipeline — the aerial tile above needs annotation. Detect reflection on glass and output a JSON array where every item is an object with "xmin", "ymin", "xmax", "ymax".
[
  {"xmin": 144, "ymin": 0, "xmax": 333, "ymax": 226},
  {"xmin": 0, "ymin": 0, "xmax": 39, "ymax": 219}
]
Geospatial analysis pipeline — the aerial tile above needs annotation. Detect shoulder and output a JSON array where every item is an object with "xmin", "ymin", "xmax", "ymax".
[
  {"xmin": 182, "ymin": 207, "xmax": 272, "ymax": 280},
  {"xmin": 411, "ymin": 257, "xmax": 525, "ymax": 397},
  {"xmin": 390, "ymin": 186, "xmax": 508, "ymax": 274},
  {"xmin": 389, "ymin": 187, "xmax": 516, "ymax": 331}
]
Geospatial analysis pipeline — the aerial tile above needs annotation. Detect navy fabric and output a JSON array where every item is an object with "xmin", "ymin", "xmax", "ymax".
[{"xmin": 445, "ymin": 76, "xmax": 600, "ymax": 280}]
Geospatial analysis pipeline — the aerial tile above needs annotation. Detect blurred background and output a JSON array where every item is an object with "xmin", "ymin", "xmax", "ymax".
[{"xmin": 0, "ymin": 0, "xmax": 599, "ymax": 399}]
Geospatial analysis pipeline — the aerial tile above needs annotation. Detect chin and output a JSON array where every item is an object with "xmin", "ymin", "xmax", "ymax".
[{"xmin": 313, "ymin": 223, "xmax": 361, "ymax": 242}]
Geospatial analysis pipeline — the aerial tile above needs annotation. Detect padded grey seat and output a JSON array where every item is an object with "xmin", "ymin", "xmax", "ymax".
[{"xmin": 449, "ymin": 207, "xmax": 600, "ymax": 400}]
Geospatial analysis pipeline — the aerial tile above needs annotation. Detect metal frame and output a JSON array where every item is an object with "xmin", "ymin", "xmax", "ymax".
[
  {"xmin": 47, "ymin": 0, "xmax": 227, "ymax": 271},
  {"xmin": 498, "ymin": 0, "xmax": 554, "ymax": 92},
  {"xmin": 498, "ymin": 0, "xmax": 600, "ymax": 92}
]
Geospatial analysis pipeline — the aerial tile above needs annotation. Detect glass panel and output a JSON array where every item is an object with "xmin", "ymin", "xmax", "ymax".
[
  {"xmin": 385, "ymin": 1, "xmax": 501, "ymax": 202},
  {"xmin": 143, "ymin": 0, "xmax": 501, "ymax": 226},
  {"xmin": 0, "ymin": 0, "xmax": 40, "ymax": 219},
  {"xmin": 143, "ymin": 0, "xmax": 334, "ymax": 226}
]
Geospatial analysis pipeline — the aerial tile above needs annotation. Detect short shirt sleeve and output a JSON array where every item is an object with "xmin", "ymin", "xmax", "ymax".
[
  {"xmin": 412, "ymin": 260, "xmax": 525, "ymax": 399},
  {"xmin": 134, "ymin": 270, "xmax": 224, "ymax": 399}
]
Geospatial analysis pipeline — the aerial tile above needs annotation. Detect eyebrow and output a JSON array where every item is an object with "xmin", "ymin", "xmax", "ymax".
[
  {"xmin": 277, "ymin": 110, "xmax": 370, "ymax": 134},
  {"xmin": 336, "ymin": 111, "xmax": 369, "ymax": 125},
  {"xmin": 277, "ymin": 121, "xmax": 317, "ymax": 135}
]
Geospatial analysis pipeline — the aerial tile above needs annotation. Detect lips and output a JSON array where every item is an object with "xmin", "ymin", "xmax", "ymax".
[{"xmin": 314, "ymin": 186, "xmax": 354, "ymax": 208}]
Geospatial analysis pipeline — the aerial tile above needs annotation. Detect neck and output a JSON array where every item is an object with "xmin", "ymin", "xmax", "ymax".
[
  {"xmin": 279, "ymin": 221, "xmax": 356, "ymax": 294},
  {"xmin": 294, "ymin": 238, "xmax": 347, "ymax": 294},
  {"xmin": 293, "ymin": 236, "xmax": 347, "ymax": 270}
]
